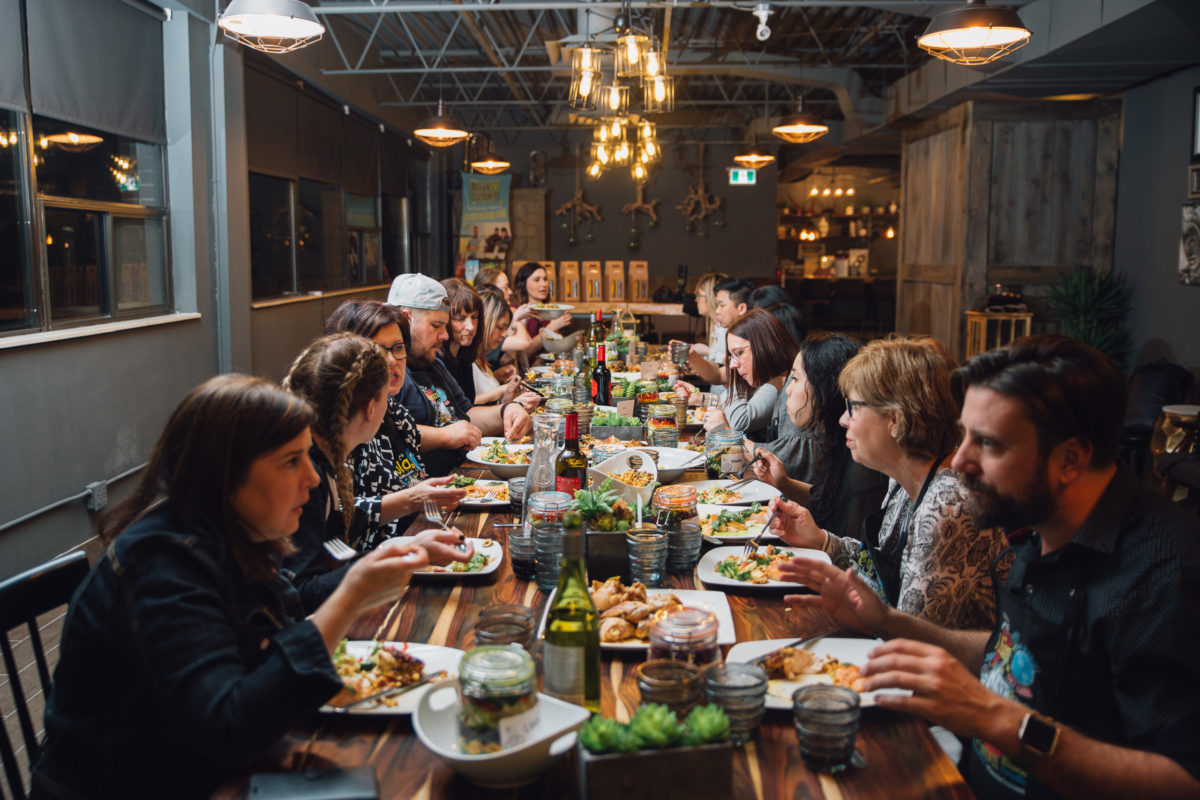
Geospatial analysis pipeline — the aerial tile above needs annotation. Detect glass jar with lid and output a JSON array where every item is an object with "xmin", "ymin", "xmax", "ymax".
[
  {"xmin": 653, "ymin": 484, "xmax": 698, "ymax": 531},
  {"xmin": 549, "ymin": 374, "xmax": 573, "ymax": 398},
  {"xmin": 458, "ymin": 646, "xmax": 539, "ymax": 754},
  {"xmin": 648, "ymin": 607, "xmax": 721, "ymax": 667},
  {"xmin": 528, "ymin": 491, "xmax": 572, "ymax": 527},
  {"xmin": 647, "ymin": 404, "xmax": 679, "ymax": 448},
  {"xmin": 705, "ymin": 429, "xmax": 745, "ymax": 480}
]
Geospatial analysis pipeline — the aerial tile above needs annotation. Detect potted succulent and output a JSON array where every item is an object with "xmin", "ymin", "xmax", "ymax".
[
  {"xmin": 588, "ymin": 410, "xmax": 643, "ymax": 441},
  {"xmin": 573, "ymin": 480, "xmax": 636, "ymax": 583}
]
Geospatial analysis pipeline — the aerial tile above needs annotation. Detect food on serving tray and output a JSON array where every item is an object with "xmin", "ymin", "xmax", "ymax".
[
  {"xmin": 682, "ymin": 441, "xmax": 706, "ymax": 452},
  {"xmin": 610, "ymin": 468, "xmax": 655, "ymax": 488},
  {"xmin": 714, "ymin": 545, "xmax": 796, "ymax": 584},
  {"xmin": 697, "ymin": 486, "xmax": 742, "ymax": 504},
  {"xmin": 700, "ymin": 503, "xmax": 765, "ymax": 537},
  {"xmin": 760, "ymin": 648, "xmax": 867, "ymax": 692},
  {"xmin": 591, "ymin": 411, "xmax": 641, "ymax": 428},
  {"xmin": 462, "ymin": 481, "xmax": 509, "ymax": 502},
  {"xmin": 329, "ymin": 640, "xmax": 425, "ymax": 708},
  {"xmin": 589, "ymin": 577, "xmax": 684, "ymax": 643},
  {"xmin": 478, "ymin": 441, "xmax": 531, "ymax": 465}
]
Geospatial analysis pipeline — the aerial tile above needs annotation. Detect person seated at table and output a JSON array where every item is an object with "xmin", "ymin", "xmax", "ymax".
[
  {"xmin": 473, "ymin": 265, "xmax": 511, "ymax": 304},
  {"xmin": 388, "ymin": 274, "xmax": 532, "ymax": 476},
  {"xmin": 768, "ymin": 335, "xmax": 1008, "ymax": 630},
  {"xmin": 512, "ymin": 261, "xmax": 570, "ymax": 360},
  {"xmin": 781, "ymin": 336, "xmax": 1200, "ymax": 800},
  {"xmin": 31, "ymin": 375, "xmax": 436, "ymax": 800},
  {"xmin": 474, "ymin": 287, "xmax": 542, "ymax": 411},
  {"xmin": 691, "ymin": 309, "xmax": 795, "ymax": 441},
  {"xmin": 477, "ymin": 283, "xmax": 533, "ymax": 365},
  {"xmin": 439, "ymin": 278, "xmax": 485, "ymax": 405},
  {"xmin": 749, "ymin": 295, "xmax": 810, "ymax": 477},
  {"xmin": 684, "ymin": 276, "xmax": 756, "ymax": 388},
  {"xmin": 281, "ymin": 333, "xmax": 474, "ymax": 609},
  {"xmin": 324, "ymin": 300, "xmax": 467, "ymax": 549},
  {"xmin": 685, "ymin": 271, "xmax": 729, "ymax": 363},
  {"xmin": 754, "ymin": 333, "xmax": 888, "ymax": 540}
]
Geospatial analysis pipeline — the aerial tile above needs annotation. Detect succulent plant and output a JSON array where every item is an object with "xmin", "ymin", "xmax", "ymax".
[
  {"xmin": 682, "ymin": 704, "xmax": 731, "ymax": 746},
  {"xmin": 630, "ymin": 703, "xmax": 686, "ymax": 749}
]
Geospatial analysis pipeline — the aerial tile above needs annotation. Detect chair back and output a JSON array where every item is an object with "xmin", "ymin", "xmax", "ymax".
[{"xmin": 0, "ymin": 551, "xmax": 89, "ymax": 800}]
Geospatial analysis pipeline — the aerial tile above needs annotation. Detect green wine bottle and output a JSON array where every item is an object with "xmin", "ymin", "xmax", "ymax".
[
  {"xmin": 555, "ymin": 412, "xmax": 587, "ymax": 495},
  {"xmin": 542, "ymin": 524, "xmax": 601, "ymax": 712}
]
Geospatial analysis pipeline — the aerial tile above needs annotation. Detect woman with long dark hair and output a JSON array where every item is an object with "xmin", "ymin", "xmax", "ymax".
[
  {"xmin": 698, "ymin": 309, "xmax": 796, "ymax": 440},
  {"xmin": 439, "ymin": 278, "xmax": 484, "ymax": 404},
  {"xmin": 512, "ymin": 261, "xmax": 570, "ymax": 359}
]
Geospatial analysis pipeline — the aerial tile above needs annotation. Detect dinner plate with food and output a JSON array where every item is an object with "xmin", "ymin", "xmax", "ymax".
[
  {"xmin": 537, "ymin": 577, "xmax": 736, "ymax": 650},
  {"xmin": 681, "ymin": 479, "xmax": 782, "ymax": 506},
  {"xmin": 695, "ymin": 545, "xmax": 831, "ymax": 590},
  {"xmin": 696, "ymin": 503, "xmax": 778, "ymax": 543},
  {"xmin": 450, "ymin": 476, "xmax": 510, "ymax": 507},
  {"xmin": 529, "ymin": 302, "xmax": 574, "ymax": 319},
  {"xmin": 725, "ymin": 637, "xmax": 909, "ymax": 709},
  {"xmin": 412, "ymin": 539, "xmax": 502, "ymax": 579},
  {"xmin": 322, "ymin": 641, "xmax": 462, "ymax": 715},
  {"xmin": 466, "ymin": 441, "xmax": 533, "ymax": 479}
]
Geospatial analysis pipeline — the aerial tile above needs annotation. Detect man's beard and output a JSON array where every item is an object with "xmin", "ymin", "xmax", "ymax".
[
  {"xmin": 408, "ymin": 348, "xmax": 433, "ymax": 368},
  {"xmin": 962, "ymin": 459, "xmax": 1057, "ymax": 530}
]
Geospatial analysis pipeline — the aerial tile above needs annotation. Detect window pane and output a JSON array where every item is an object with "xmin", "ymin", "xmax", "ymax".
[
  {"xmin": 249, "ymin": 172, "xmax": 294, "ymax": 299},
  {"xmin": 32, "ymin": 116, "xmax": 163, "ymax": 207},
  {"xmin": 45, "ymin": 207, "xmax": 106, "ymax": 320},
  {"xmin": 382, "ymin": 194, "xmax": 409, "ymax": 279},
  {"xmin": 297, "ymin": 179, "xmax": 343, "ymax": 292},
  {"xmin": 345, "ymin": 193, "xmax": 378, "ymax": 286},
  {"xmin": 114, "ymin": 216, "xmax": 166, "ymax": 310},
  {"xmin": 0, "ymin": 111, "xmax": 33, "ymax": 332}
]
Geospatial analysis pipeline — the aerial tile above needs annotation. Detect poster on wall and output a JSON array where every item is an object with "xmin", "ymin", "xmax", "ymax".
[
  {"xmin": 458, "ymin": 173, "xmax": 511, "ymax": 278},
  {"xmin": 1181, "ymin": 201, "xmax": 1200, "ymax": 285}
]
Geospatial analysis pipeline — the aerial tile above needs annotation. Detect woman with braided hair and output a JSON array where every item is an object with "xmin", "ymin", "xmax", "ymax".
[{"xmin": 282, "ymin": 333, "xmax": 474, "ymax": 610}]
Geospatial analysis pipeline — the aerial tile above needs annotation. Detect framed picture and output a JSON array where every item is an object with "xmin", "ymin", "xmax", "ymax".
[{"xmin": 1181, "ymin": 201, "xmax": 1200, "ymax": 285}]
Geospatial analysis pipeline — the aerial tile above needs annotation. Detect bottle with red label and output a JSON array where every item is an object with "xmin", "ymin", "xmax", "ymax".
[
  {"xmin": 591, "ymin": 344, "xmax": 611, "ymax": 405},
  {"xmin": 555, "ymin": 412, "xmax": 586, "ymax": 495}
]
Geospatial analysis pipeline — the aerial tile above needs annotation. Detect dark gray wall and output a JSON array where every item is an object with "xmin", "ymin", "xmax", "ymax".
[{"xmin": 1115, "ymin": 64, "xmax": 1200, "ymax": 374}]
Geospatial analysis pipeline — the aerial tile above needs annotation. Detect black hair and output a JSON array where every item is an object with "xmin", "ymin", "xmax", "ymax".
[
  {"xmin": 799, "ymin": 333, "xmax": 863, "ymax": 528},
  {"xmin": 764, "ymin": 303, "xmax": 808, "ymax": 350},
  {"xmin": 714, "ymin": 277, "xmax": 756, "ymax": 308},
  {"xmin": 749, "ymin": 285, "xmax": 790, "ymax": 308}
]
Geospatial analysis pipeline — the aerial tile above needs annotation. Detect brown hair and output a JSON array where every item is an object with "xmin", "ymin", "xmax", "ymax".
[
  {"xmin": 838, "ymin": 335, "xmax": 960, "ymax": 461},
  {"xmin": 512, "ymin": 262, "xmax": 546, "ymax": 307},
  {"xmin": 99, "ymin": 375, "xmax": 317, "ymax": 581},
  {"xmin": 477, "ymin": 287, "xmax": 513, "ymax": 371},
  {"xmin": 283, "ymin": 333, "xmax": 388, "ymax": 535},
  {"xmin": 474, "ymin": 266, "xmax": 507, "ymax": 293},
  {"xmin": 324, "ymin": 299, "xmax": 410, "ymax": 350},
  {"xmin": 441, "ymin": 278, "xmax": 484, "ymax": 365},
  {"xmin": 725, "ymin": 309, "xmax": 798, "ymax": 398}
]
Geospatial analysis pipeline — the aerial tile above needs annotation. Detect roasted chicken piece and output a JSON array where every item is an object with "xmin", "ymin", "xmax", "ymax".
[
  {"xmin": 590, "ymin": 577, "xmax": 625, "ymax": 612},
  {"xmin": 646, "ymin": 592, "xmax": 682, "ymax": 610},
  {"xmin": 600, "ymin": 617, "xmax": 635, "ymax": 642},
  {"xmin": 600, "ymin": 601, "xmax": 653, "ymax": 622}
]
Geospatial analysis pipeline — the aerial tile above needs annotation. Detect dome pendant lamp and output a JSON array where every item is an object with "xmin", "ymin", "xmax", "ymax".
[
  {"xmin": 917, "ymin": 0, "xmax": 1032, "ymax": 66},
  {"xmin": 772, "ymin": 98, "xmax": 828, "ymax": 144},
  {"xmin": 218, "ymin": 0, "xmax": 325, "ymax": 54},
  {"xmin": 413, "ymin": 99, "xmax": 470, "ymax": 148}
]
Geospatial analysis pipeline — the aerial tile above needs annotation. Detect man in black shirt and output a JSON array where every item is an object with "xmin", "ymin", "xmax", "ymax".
[{"xmin": 779, "ymin": 335, "xmax": 1200, "ymax": 800}]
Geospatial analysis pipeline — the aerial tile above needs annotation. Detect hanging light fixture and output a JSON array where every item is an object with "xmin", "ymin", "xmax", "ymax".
[
  {"xmin": 733, "ymin": 128, "xmax": 775, "ymax": 169},
  {"xmin": 772, "ymin": 98, "xmax": 828, "ymax": 144},
  {"xmin": 569, "ymin": 46, "xmax": 603, "ymax": 110},
  {"xmin": 631, "ymin": 159, "xmax": 649, "ymax": 185},
  {"xmin": 44, "ymin": 131, "xmax": 104, "ymax": 153},
  {"xmin": 413, "ymin": 98, "xmax": 469, "ymax": 148},
  {"xmin": 917, "ymin": 0, "xmax": 1031, "ymax": 66},
  {"xmin": 470, "ymin": 140, "xmax": 510, "ymax": 175},
  {"xmin": 637, "ymin": 120, "xmax": 661, "ymax": 163},
  {"xmin": 218, "ymin": 0, "xmax": 325, "ymax": 54}
]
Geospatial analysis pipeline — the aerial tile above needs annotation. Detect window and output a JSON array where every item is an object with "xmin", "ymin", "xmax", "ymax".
[
  {"xmin": 0, "ymin": 111, "xmax": 33, "ymax": 332},
  {"xmin": 296, "ymin": 179, "xmax": 343, "ymax": 293},
  {"xmin": 249, "ymin": 172, "xmax": 294, "ymax": 298},
  {"xmin": 346, "ymin": 193, "xmax": 382, "ymax": 286}
]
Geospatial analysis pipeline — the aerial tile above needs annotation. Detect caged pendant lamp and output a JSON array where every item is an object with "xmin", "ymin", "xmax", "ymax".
[
  {"xmin": 733, "ymin": 128, "xmax": 775, "ymax": 169},
  {"xmin": 218, "ymin": 0, "xmax": 325, "ymax": 54},
  {"xmin": 771, "ymin": 98, "xmax": 828, "ymax": 144},
  {"xmin": 413, "ymin": 99, "xmax": 470, "ymax": 148},
  {"xmin": 917, "ymin": 0, "xmax": 1031, "ymax": 66}
]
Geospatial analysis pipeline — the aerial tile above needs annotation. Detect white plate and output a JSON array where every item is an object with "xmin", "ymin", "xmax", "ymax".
[
  {"xmin": 696, "ymin": 503, "xmax": 778, "ymax": 543},
  {"xmin": 610, "ymin": 371, "xmax": 643, "ymax": 383},
  {"xmin": 726, "ymin": 637, "xmax": 910, "ymax": 709},
  {"xmin": 695, "ymin": 546, "xmax": 831, "ymax": 591},
  {"xmin": 679, "ymin": 479, "xmax": 782, "ymax": 505},
  {"xmin": 321, "ymin": 642, "xmax": 463, "ymax": 715},
  {"xmin": 414, "ymin": 539, "xmax": 503, "ymax": 578},
  {"xmin": 530, "ymin": 303, "xmax": 574, "ymax": 319},
  {"xmin": 537, "ymin": 588, "xmax": 737, "ymax": 650},
  {"xmin": 455, "ymin": 479, "xmax": 512, "ymax": 507},
  {"xmin": 465, "ymin": 443, "xmax": 534, "ymax": 479}
]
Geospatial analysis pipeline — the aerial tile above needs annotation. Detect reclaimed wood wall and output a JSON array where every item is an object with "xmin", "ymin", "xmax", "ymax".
[{"xmin": 897, "ymin": 100, "xmax": 1121, "ymax": 357}]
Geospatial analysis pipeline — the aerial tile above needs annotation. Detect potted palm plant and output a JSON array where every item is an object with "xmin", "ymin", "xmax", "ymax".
[{"xmin": 1047, "ymin": 265, "xmax": 1133, "ymax": 371}]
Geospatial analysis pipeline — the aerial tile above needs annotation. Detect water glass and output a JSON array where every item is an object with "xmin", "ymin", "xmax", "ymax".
[
  {"xmin": 670, "ymin": 341, "xmax": 690, "ymax": 369},
  {"xmin": 507, "ymin": 477, "xmax": 527, "ymax": 517},
  {"xmin": 508, "ymin": 526, "xmax": 536, "ymax": 581},
  {"xmin": 703, "ymin": 663, "xmax": 768, "ymax": 746},
  {"xmin": 793, "ymin": 685, "xmax": 861, "ymax": 773},
  {"xmin": 534, "ymin": 522, "xmax": 565, "ymax": 592},
  {"xmin": 626, "ymin": 529, "xmax": 668, "ymax": 587},
  {"xmin": 635, "ymin": 659, "xmax": 703, "ymax": 718},
  {"xmin": 667, "ymin": 521, "xmax": 702, "ymax": 574},
  {"xmin": 474, "ymin": 604, "xmax": 536, "ymax": 649}
]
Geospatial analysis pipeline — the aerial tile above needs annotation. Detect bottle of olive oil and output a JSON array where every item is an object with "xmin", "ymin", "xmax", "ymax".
[
  {"xmin": 542, "ymin": 524, "xmax": 600, "ymax": 712},
  {"xmin": 555, "ymin": 412, "xmax": 586, "ymax": 495}
]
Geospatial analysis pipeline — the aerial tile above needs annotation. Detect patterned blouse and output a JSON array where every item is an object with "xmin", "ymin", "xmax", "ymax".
[
  {"xmin": 350, "ymin": 395, "xmax": 425, "ymax": 550},
  {"xmin": 820, "ymin": 469, "xmax": 1010, "ymax": 630}
]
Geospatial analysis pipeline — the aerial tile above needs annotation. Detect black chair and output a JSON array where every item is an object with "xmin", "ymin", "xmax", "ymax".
[
  {"xmin": 1, "ymin": 552, "xmax": 89, "ymax": 800},
  {"xmin": 1119, "ymin": 360, "xmax": 1193, "ymax": 479}
]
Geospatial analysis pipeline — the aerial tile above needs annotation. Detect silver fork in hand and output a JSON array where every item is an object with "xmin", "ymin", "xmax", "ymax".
[
  {"xmin": 323, "ymin": 538, "xmax": 358, "ymax": 561},
  {"xmin": 423, "ymin": 498, "xmax": 469, "ymax": 551},
  {"xmin": 743, "ymin": 509, "xmax": 777, "ymax": 556}
]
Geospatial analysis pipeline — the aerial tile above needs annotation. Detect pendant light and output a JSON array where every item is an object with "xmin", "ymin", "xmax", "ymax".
[
  {"xmin": 733, "ymin": 128, "xmax": 775, "ymax": 169},
  {"xmin": 917, "ymin": 0, "xmax": 1031, "ymax": 66},
  {"xmin": 413, "ymin": 99, "xmax": 469, "ymax": 148},
  {"xmin": 218, "ymin": 0, "xmax": 325, "ymax": 54},
  {"xmin": 772, "ymin": 98, "xmax": 828, "ymax": 144},
  {"xmin": 470, "ymin": 143, "xmax": 510, "ymax": 175}
]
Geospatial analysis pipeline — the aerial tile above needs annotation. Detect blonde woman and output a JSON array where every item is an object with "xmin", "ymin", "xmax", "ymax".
[
  {"xmin": 474, "ymin": 288, "xmax": 541, "ymax": 412},
  {"xmin": 690, "ymin": 271, "xmax": 730, "ymax": 364}
]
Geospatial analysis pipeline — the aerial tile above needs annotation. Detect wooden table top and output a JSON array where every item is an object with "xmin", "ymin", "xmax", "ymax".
[{"xmin": 220, "ymin": 463, "xmax": 973, "ymax": 800}]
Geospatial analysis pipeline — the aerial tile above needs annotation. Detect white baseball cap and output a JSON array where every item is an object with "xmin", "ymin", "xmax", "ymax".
[{"xmin": 387, "ymin": 273, "xmax": 450, "ymax": 310}]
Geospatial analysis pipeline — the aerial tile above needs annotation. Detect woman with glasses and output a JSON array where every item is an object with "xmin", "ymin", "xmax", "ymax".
[
  {"xmin": 324, "ymin": 301, "xmax": 466, "ymax": 551},
  {"xmin": 474, "ymin": 287, "xmax": 542, "ymax": 410},
  {"xmin": 768, "ymin": 335, "xmax": 1009, "ymax": 630}
]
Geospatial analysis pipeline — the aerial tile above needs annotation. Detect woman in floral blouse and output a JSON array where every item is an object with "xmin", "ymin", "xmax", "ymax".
[{"xmin": 324, "ymin": 300, "xmax": 465, "ymax": 549}]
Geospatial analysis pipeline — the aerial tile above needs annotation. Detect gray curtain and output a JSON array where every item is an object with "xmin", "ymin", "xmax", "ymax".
[
  {"xmin": 27, "ymin": 0, "xmax": 165, "ymax": 143},
  {"xmin": 0, "ymin": 0, "xmax": 25, "ymax": 112}
]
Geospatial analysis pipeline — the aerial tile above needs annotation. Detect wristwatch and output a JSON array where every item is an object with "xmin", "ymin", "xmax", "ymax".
[{"xmin": 1017, "ymin": 711, "xmax": 1061, "ymax": 764}]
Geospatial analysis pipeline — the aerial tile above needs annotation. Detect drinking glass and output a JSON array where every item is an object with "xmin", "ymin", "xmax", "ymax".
[
  {"xmin": 507, "ymin": 477, "xmax": 527, "ymax": 517},
  {"xmin": 474, "ymin": 604, "xmax": 536, "ymax": 649},
  {"xmin": 534, "ymin": 522, "xmax": 566, "ymax": 592},
  {"xmin": 508, "ymin": 526, "xmax": 536, "ymax": 581},
  {"xmin": 666, "ymin": 521, "xmax": 702, "ymax": 574},
  {"xmin": 793, "ymin": 685, "xmax": 861, "ymax": 773},
  {"xmin": 703, "ymin": 663, "xmax": 767, "ymax": 745},
  {"xmin": 626, "ymin": 529, "xmax": 668, "ymax": 587},
  {"xmin": 635, "ymin": 659, "xmax": 703, "ymax": 718}
]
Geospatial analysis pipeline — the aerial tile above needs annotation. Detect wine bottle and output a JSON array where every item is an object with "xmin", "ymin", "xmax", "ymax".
[
  {"xmin": 542, "ymin": 525, "xmax": 600, "ymax": 712},
  {"xmin": 591, "ymin": 343, "xmax": 611, "ymax": 405},
  {"xmin": 555, "ymin": 412, "xmax": 586, "ymax": 495},
  {"xmin": 587, "ymin": 308, "xmax": 605, "ymax": 372}
]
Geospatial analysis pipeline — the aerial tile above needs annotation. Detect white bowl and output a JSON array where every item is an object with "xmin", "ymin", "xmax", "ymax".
[
  {"xmin": 639, "ymin": 446, "xmax": 705, "ymax": 484},
  {"xmin": 465, "ymin": 443, "xmax": 533, "ymax": 480},
  {"xmin": 413, "ymin": 681, "xmax": 589, "ymax": 789},
  {"xmin": 541, "ymin": 329, "xmax": 582, "ymax": 353},
  {"xmin": 589, "ymin": 449, "xmax": 659, "ymax": 508},
  {"xmin": 530, "ymin": 303, "xmax": 575, "ymax": 321}
]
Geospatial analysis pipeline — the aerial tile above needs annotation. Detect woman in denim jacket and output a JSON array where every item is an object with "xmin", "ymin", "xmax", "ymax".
[{"xmin": 33, "ymin": 375, "xmax": 431, "ymax": 799}]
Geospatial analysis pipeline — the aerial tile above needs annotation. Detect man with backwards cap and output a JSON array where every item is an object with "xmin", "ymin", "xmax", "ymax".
[{"xmin": 387, "ymin": 274, "xmax": 532, "ymax": 476}]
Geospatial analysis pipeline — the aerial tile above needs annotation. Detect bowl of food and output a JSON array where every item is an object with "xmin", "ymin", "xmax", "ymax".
[
  {"xmin": 466, "ymin": 440, "xmax": 534, "ymax": 479},
  {"xmin": 530, "ymin": 303, "xmax": 575, "ymax": 321},
  {"xmin": 413, "ymin": 681, "xmax": 588, "ymax": 789},
  {"xmin": 589, "ymin": 449, "xmax": 659, "ymax": 508},
  {"xmin": 642, "ymin": 446, "xmax": 705, "ymax": 484},
  {"xmin": 541, "ymin": 328, "xmax": 582, "ymax": 354}
]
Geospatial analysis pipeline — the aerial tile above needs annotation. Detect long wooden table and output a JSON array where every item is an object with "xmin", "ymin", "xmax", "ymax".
[{"xmin": 221, "ymin": 463, "xmax": 973, "ymax": 800}]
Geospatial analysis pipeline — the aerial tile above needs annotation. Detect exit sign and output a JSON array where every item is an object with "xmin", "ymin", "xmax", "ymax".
[{"xmin": 727, "ymin": 168, "xmax": 757, "ymax": 186}]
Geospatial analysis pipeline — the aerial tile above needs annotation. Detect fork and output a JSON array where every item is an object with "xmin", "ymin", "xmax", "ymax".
[
  {"xmin": 323, "ymin": 538, "xmax": 358, "ymax": 561},
  {"xmin": 743, "ymin": 509, "xmax": 777, "ymax": 556},
  {"xmin": 423, "ymin": 499, "xmax": 470, "ymax": 551}
]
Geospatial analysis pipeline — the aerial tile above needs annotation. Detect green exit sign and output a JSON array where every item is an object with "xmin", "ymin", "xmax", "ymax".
[{"xmin": 727, "ymin": 168, "xmax": 757, "ymax": 186}]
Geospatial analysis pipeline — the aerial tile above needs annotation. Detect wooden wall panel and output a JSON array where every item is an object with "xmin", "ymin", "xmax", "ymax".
[
  {"xmin": 898, "ymin": 280, "xmax": 957, "ymax": 347},
  {"xmin": 901, "ymin": 128, "xmax": 962, "ymax": 269}
]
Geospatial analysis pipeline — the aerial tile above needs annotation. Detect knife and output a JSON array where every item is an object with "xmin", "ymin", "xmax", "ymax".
[
  {"xmin": 331, "ymin": 669, "xmax": 448, "ymax": 713},
  {"xmin": 748, "ymin": 634, "xmax": 829, "ymax": 668}
]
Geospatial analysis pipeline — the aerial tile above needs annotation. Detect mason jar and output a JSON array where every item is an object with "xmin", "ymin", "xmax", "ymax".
[
  {"xmin": 705, "ymin": 429, "xmax": 745, "ymax": 480},
  {"xmin": 647, "ymin": 404, "xmax": 679, "ymax": 448},
  {"xmin": 458, "ymin": 646, "xmax": 539, "ymax": 754},
  {"xmin": 648, "ymin": 607, "xmax": 721, "ymax": 667},
  {"xmin": 653, "ymin": 484, "xmax": 698, "ymax": 531}
]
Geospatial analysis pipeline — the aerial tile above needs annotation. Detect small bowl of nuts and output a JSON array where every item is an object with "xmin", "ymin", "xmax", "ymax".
[{"xmin": 589, "ymin": 449, "xmax": 660, "ymax": 509}]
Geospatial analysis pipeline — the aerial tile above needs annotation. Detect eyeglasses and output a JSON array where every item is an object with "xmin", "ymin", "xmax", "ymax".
[
  {"xmin": 381, "ymin": 343, "xmax": 407, "ymax": 361},
  {"xmin": 844, "ymin": 398, "xmax": 870, "ymax": 418},
  {"xmin": 728, "ymin": 346, "xmax": 750, "ymax": 364}
]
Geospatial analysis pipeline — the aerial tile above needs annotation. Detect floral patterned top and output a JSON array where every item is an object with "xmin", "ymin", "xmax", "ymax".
[
  {"xmin": 820, "ymin": 469, "xmax": 1010, "ymax": 630},
  {"xmin": 350, "ymin": 395, "xmax": 425, "ymax": 550}
]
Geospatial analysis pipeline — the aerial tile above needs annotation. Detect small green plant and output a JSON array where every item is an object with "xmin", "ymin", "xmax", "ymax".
[
  {"xmin": 579, "ymin": 703, "xmax": 730, "ymax": 755},
  {"xmin": 1047, "ymin": 265, "xmax": 1133, "ymax": 370}
]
